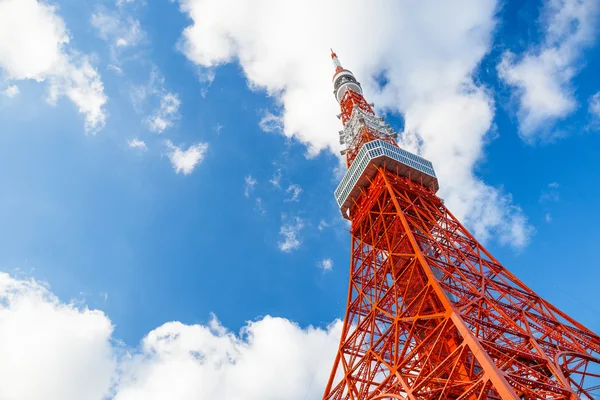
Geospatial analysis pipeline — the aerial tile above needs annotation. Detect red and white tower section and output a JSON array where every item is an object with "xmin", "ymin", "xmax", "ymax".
[{"xmin": 323, "ymin": 51, "xmax": 600, "ymax": 400}]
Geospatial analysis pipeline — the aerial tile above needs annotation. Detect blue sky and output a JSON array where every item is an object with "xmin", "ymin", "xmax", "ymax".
[{"xmin": 0, "ymin": 0, "xmax": 599, "ymax": 398}]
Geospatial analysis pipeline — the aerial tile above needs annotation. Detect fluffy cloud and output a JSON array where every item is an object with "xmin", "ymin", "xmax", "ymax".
[
  {"xmin": 0, "ymin": 273, "xmax": 342, "ymax": 400},
  {"xmin": 175, "ymin": 0, "xmax": 533, "ymax": 248},
  {"xmin": 117, "ymin": 0, "xmax": 136, "ymax": 7},
  {"xmin": 115, "ymin": 315, "xmax": 341, "ymax": 400},
  {"xmin": 91, "ymin": 5, "xmax": 144, "ymax": 72},
  {"xmin": 319, "ymin": 258, "xmax": 333, "ymax": 272},
  {"xmin": 285, "ymin": 184, "xmax": 302, "ymax": 202},
  {"xmin": 130, "ymin": 68, "xmax": 181, "ymax": 133},
  {"xmin": 590, "ymin": 91, "xmax": 600, "ymax": 121},
  {"xmin": 269, "ymin": 168, "xmax": 282, "ymax": 188},
  {"xmin": 2, "ymin": 85, "xmax": 20, "ymax": 98},
  {"xmin": 317, "ymin": 219, "xmax": 329, "ymax": 231},
  {"xmin": 147, "ymin": 93, "xmax": 181, "ymax": 133},
  {"xmin": 539, "ymin": 182, "xmax": 560, "ymax": 203},
  {"xmin": 278, "ymin": 215, "xmax": 305, "ymax": 252},
  {"xmin": 128, "ymin": 138, "xmax": 147, "ymax": 150},
  {"xmin": 259, "ymin": 111, "xmax": 284, "ymax": 133},
  {"xmin": 91, "ymin": 0, "xmax": 147, "ymax": 76},
  {"xmin": 165, "ymin": 140, "xmax": 209, "ymax": 175},
  {"xmin": 244, "ymin": 175, "xmax": 257, "ymax": 197},
  {"xmin": 0, "ymin": 0, "xmax": 108, "ymax": 133},
  {"xmin": 91, "ymin": 9, "xmax": 143, "ymax": 49},
  {"xmin": 539, "ymin": 182, "xmax": 560, "ymax": 224},
  {"xmin": 498, "ymin": 0, "xmax": 599, "ymax": 139},
  {"xmin": 255, "ymin": 197, "xmax": 266, "ymax": 215},
  {"xmin": 0, "ymin": 273, "xmax": 115, "ymax": 400}
]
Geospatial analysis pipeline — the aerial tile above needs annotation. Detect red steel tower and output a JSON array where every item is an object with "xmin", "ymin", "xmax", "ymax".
[{"xmin": 323, "ymin": 51, "xmax": 600, "ymax": 400}]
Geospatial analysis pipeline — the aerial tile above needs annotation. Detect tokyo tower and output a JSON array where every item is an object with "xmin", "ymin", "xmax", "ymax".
[{"xmin": 322, "ymin": 51, "xmax": 600, "ymax": 400}]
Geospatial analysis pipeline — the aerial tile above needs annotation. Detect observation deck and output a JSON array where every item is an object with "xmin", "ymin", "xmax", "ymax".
[{"xmin": 335, "ymin": 140, "xmax": 439, "ymax": 219}]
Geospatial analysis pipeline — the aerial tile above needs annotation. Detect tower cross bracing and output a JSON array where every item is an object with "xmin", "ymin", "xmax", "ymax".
[{"xmin": 322, "ymin": 50, "xmax": 600, "ymax": 400}]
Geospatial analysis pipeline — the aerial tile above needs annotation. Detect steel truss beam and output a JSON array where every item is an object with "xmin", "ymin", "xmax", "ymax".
[{"xmin": 323, "ymin": 168, "xmax": 600, "ymax": 400}]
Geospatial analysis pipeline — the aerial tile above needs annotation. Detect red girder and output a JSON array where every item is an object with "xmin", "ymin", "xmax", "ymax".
[{"xmin": 323, "ymin": 168, "xmax": 600, "ymax": 400}]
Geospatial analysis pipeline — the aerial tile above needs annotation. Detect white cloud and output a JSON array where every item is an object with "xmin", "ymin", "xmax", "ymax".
[
  {"xmin": 130, "ymin": 82, "xmax": 152, "ymax": 112},
  {"xmin": 0, "ymin": 273, "xmax": 115, "ymax": 400},
  {"xmin": 244, "ymin": 175, "xmax": 257, "ymax": 197},
  {"xmin": 540, "ymin": 182, "xmax": 560, "ymax": 203},
  {"xmin": 175, "ymin": 0, "xmax": 534, "ymax": 249},
  {"xmin": 128, "ymin": 68, "xmax": 182, "ymax": 134},
  {"xmin": 0, "ymin": 0, "xmax": 108, "ymax": 133},
  {"xmin": 0, "ymin": 0, "xmax": 67, "ymax": 81},
  {"xmin": 91, "ymin": 8, "xmax": 143, "ymax": 50},
  {"xmin": 108, "ymin": 64, "xmax": 124, "ymax": 75},
  {"xmin": 115, "ymin": 315, "xmax": 341, "ymax": 400},
  {"xmin": 498, "ymin": 0, "xmax": 599, "ymax": 139},
  {"xmin": 0, "ymin": 273, "xmax": 342, "ymax": 400},
  {"xmin": 46, "ymin": 57, "xmax": 108, "ymax": 134},
  {"xmin": 539, "ymin": 182, "xmax": 559, "ymax": 226},
  {"xmin": 116, "ymin": 0, "xmax": 136, "ymax": 7},
  {"xmin": 259, "ymin": 111, "xmax": 283, "ymax": 133},
  {"xmin": 214, "ymin": 122, "xmax": 224, "ymax": 135},
  {"xmin": 269, "ymin": 168, "xmax": 282, "ymax": 188},
  {"xmin": 317, "ymin": 219, "xmax": 329, "ymax": 231},
  {"xmin": 147, "ymin": 93, "xmax": 181, "ymax": 133},
  {"xmin": 278, "ymin": 215, "xmax": 305, "ymax": 252},
  {"xmin": 255, "ymin": 197, "xmax": 266, "ymax": 215},
  {"xmin": 91, "ymin": 4, "xmax": 144, "ymax": 77},
  {"xmin": 319, "ymin": 258, "xmax": 333, "ymax": 272},
  {"xmin": 243, "ymin": 175, "xmax": 266, "ymax": 213},
  {"xmin": 590, "ymin": 91, "xmax": 600, "ymax": 120},
  {"xmin": 128, "ymin": 138, "xmax": 147, "ymax": 150},
  {"xmin": 285, "ymin": 184, "xmax": 302, "ymax": 202},
  {"xmin": 165, "ymin": 140, "xmax": 208, "ymax": 175},
  {"xmin": 2, "ymin": 85, "xmax": 20, "ymax": 98},
  {"xmin": 129, "ymin": 68, "xmax": 181, "ymax": 134}
]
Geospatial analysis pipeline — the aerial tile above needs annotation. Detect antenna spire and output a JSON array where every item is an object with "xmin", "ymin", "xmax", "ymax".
[{"xmin": 330, "ymin": 49, "xmax": 343, "ymax": 73}]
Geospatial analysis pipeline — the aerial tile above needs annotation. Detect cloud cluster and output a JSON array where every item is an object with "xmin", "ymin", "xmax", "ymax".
[
  {"xmin": 130, "ymin": 68, "xmax": 182, "ymax": 134},
  {"xmin": 590, "ymin": 92, "xmax": 600, "ymax": 122},
  {"xmin": 539, "ymin": 182, "xmax": 560, "ymax": 203},
  {"xmin": 319, "ymin": 258, "xmax": 333, "ymax": 272},
  {"xmin": 2, "ymin": 84, "xmax": 20, "ymax": 98},
  {"xmin": 244, "ymin": 175, "xmax": 258, "ymax": 197},
  {"xmin": 128, "ymin": 68, "xmax": 198, "ymax": 174},
  {"xmin": 278, "ymin": 215, "xmax": 305, "ymax": 252},
  {"xmin": 0, "ymin": 273, "xmax": 115, "ymax": 400},
  {"xmin": 285, "ymin": 184, "xmax": 302, "ymax": 202},
  {"xmin": 539, "ymin": 182, "xmax": 560, "ymax": 223},
  {"xmin": 255, "ymin": 197, "xmax": 266, "ymax": 215},
  {"xmin": 165, "ymin": 140, "xmax": 209, "ymax": 175},
  {"xmin": 115, "ymin": 315, "xmax": 341, "ymax": 400},
  {"xmin": 259, "ymin": 111, "xmax": 284, "ymax": 133},
  {"xmin": 269, "ymin": 168, "xmax": 282, "ymax": 188},
  {"xmin": 147, "ymin": 93, "xmax": 181, "ymax": 133},
  {"xmin": 128, "ymin": 137, "xmax": 147, "ymax": 150},
  {"xmin": 91, "ymin": 5, "xmax": 144, "ymax": 71},
  {"xmin": 498, "ymin": 0, "xmax": 599, "ymax": 139},
  {"xmin": 0, "ymin": 273, "xmax": 342, "ymax": 400},
  {"xmin": 175, "ymin": 0, "xmax": 533, "ymax": 248},
  {"xmin": 91, "ymin": 9, "xmax": 143, "ymax": 49},
  {"xmin": 0, "ymin": 0, "xmax": 108, "ymax": 133}
]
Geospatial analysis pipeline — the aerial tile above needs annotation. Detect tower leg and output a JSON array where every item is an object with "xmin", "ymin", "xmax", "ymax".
[{"xmin": 323, "ymin": 168, "xmax": 599, "ymax": 399}]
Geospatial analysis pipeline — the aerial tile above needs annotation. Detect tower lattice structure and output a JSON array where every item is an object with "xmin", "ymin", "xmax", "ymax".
[{"xmin": 323, "ymin": 51, "xmax": 600, "ymax": 400}]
